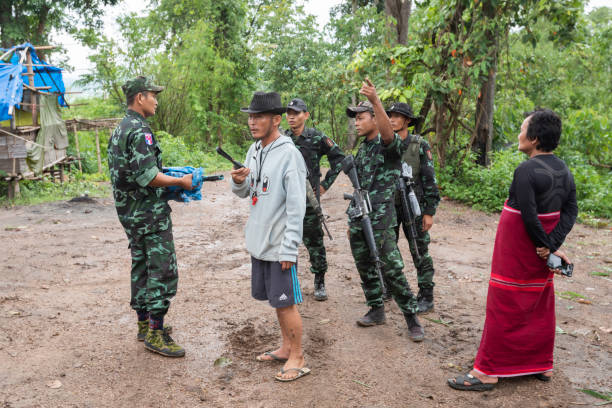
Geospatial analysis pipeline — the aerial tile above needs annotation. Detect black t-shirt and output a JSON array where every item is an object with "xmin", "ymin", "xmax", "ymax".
[{"xmin": 507, "ymin": 154, "xmax": 578, "ymax": 251}]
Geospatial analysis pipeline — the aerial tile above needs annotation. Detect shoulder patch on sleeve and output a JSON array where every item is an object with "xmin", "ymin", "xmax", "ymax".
[
  {"xmin": 144, "ymin": 133, "xmax": 153, "ymax": 145},
  {"xmin": 426, "ymin": 149, "xmax": 433, "ymax": 161},
  {"xmin": 324, "ymin": 137, "xmax": 334, "ymax": 148}
]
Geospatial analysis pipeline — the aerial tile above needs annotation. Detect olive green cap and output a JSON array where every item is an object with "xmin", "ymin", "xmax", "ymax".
[{"xmin": 121, "ymin": 76, "xmax": 164, "ymax": 98}]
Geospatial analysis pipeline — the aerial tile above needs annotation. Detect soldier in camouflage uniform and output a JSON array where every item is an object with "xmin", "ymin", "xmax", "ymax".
[
  {"xmin": 345, "ymin": 79, "xmax": 424, "ymax": 342},
  {"xmin": 284, "ymin": 98, "xmax": 345, "ymax": 301},
  {"xmin": 387, "ymin": 102, "xmax": 441, "ymax": 313},
  {"xmin": 108, "ymin": 76, "xmax": 193, "ymax": 357}
]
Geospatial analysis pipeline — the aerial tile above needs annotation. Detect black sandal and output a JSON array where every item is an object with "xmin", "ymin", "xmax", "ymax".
[
  {"xmin": 447, "ymin": 373, "xmax": 496, "ymax": 391},
  {"xmin": 534, "ymin": 373, "xmax": 552, "ymax": 382}
]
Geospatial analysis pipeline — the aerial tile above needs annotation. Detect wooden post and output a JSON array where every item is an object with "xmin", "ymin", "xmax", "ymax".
[
  {"xmin": 8, "ymin": 180, "xmax": 14, "ymax": 200},
  {"xmin": 72, "ymin": 123, "xmax": 82, "ymax": 172},
  {"xmin": 95, "ymin": 128, "xmax": 102, "ymax": 173},
  {"xmin": 59, "ymin": 163, "xmax": 64, "ymax": 184},
  {"xmin": 26, "ymin": 49, "xmax": 38, "ymax": 126}
]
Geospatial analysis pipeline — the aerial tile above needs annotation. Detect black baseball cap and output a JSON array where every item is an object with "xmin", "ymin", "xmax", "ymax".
[
  {"xmin": 386, "ymin": 102, "xmax": 417, "ymax": 120},
  {"xmin": 287, "ymin": 98, "xmax": 308, "ymax": 112}
]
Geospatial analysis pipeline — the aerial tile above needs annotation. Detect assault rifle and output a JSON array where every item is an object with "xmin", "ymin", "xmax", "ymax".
[
  {"xmin": 342, "ymin": 155, "xmax": 387, "ymax": 296},
  {"xmin": 397, "ymin": 162, "xmax": 421, "ymax": 261},
  {"xmin": 215, "ymin": 146, "xmax": 245, "ymax": 169},
  {"xmin": 306, "ymin": 180, "xmax": 333, "ymax": 240}
]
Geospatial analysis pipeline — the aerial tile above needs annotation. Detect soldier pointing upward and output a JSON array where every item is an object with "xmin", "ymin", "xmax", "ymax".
[{"xmin": 345, "ymin": 79, "xmax": 425, "ymax": 342}]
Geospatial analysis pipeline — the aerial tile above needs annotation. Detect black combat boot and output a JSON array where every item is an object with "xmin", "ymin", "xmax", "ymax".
[
  {"xmin": 313, "ymin": 274, "xmax": 328, "ymax": 301},
  {"xmin": 356, "ymin": 306, "xmax": 386, "ymax": 327},
  {"xmin": 404, "ymin": 312, "xmax": 425, "ymax": 342},
  {"xmin": 416, "ymin": 287, "xmax": 434, "ymax": 313}
]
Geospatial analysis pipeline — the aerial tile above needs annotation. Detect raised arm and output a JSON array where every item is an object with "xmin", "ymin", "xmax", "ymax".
[{"xmin": 360, "ymin": 78, "xmax": 394, "ymax": 145}]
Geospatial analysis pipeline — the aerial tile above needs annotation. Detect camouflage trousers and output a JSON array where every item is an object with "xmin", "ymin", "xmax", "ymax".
[
  {"xmin": 349, "ymin": 225, "xmax": 418, "ymax": 314},
  {"xmin": 125, "ymin": 216, "xmax": 178, "ymax": 317},
  {"xmin": 395, "ymin": 205, "xmax": 435, "ymax": 290},
  {"xmin": 303, "ymin": 204, "xmax": 327, "ymax": 275}
]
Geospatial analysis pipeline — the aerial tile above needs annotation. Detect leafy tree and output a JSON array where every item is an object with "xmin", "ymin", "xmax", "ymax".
[
  {"xmin": 77, "ymin": 0, "xmax": 254, "ymax": 146},
  {"xmin": 0, "ymin": 0, "xmax": 118, "ymax": 52}
]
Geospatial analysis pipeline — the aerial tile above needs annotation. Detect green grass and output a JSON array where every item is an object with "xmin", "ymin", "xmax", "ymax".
[
  {"xmin": 591, "ymin": 271, "xmax": 610, "ymax": 277},
  {"xmin": 556, "ymin": 291, "xmax": 589, "ymax": 301},
  {"xmin": 579, "ymin": 389, "xmax": 612, "ymax": 402}
]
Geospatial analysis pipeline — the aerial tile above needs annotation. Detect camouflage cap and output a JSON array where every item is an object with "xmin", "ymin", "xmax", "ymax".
[
  {"xmin": 346, "ymin": 101, "xmax": 374, "ymax": 118},
  {"xmin": 121, "ymin": 76, "xmax": 164, "ymax": 98}
]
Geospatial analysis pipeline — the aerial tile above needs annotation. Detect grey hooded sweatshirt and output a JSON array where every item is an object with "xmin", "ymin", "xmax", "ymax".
[{"xmin": 231, "ymin": 135, "xmax": 307, "ymax": 263}]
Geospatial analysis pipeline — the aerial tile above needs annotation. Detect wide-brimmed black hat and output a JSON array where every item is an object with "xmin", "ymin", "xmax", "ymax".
[
  {"xmin": 346, "ymin": 101, "xmax": 374, "ymax": 118},
  {"xmin": 286, "ymin": 98, "xmax": 308, "ymax": 112},
  {"xmin": 241, "ymin": 92, "xmax": 286, "ymax": 114},
  {"xmin": 386, "ymin": 102, "xmax": 418, "ymax": 120}
]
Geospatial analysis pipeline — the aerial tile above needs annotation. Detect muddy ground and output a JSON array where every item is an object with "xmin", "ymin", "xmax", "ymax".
[{"xmin": 1, "ymin": 172, "xmax": 611, "ymax": 408}]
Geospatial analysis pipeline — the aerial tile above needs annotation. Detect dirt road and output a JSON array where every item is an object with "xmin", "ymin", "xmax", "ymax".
[{"xmin": 1, "ymin": 173, "xmax": 611, "ymax": 407}]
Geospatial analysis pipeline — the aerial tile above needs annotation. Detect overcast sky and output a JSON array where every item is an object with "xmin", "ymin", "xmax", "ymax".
[{"xmin": 56, "ymin": 0, "xmax": 608, "ymax": 92}]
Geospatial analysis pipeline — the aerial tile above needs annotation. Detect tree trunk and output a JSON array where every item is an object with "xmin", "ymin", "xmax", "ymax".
[
  {"xmin": 415, "ymin": 90, "xmax": 433, "ymax": 134},
  {"xmin": 384, "ymin": 0, "xmax": 412, "ymax": 45},
  {"xmin": 434, "ymin": 101, "xmax": 451, "ymax": 168},
  {"xmin": 34, "ymin": 6, "xmax": 51, "ymax": 59},
  {"xmin": 345, "ymin": 0, "xmax": 360, "ymax": 151},
  {"xmin": 346, "ymin": 93, "xmax": 358, "ymax": 150},
  {"xmin": 472, "ymin": 0, "xmax": 498, "ymax": 167},
  {"xmin": 329, "ymin": 105, "xmax": 337, "ymax": 142},
  {"xmin": 473, "ymin": 62, "xmax": 497, "ymax": 166},
  {"xmin": 0, "ymin": 1, "xmax": 12, "ymax": 49}
]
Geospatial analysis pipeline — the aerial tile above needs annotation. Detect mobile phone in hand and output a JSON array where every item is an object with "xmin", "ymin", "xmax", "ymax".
[{"xmin": 547, "ymin": 253, "xmax": 573, "ymax": 277}]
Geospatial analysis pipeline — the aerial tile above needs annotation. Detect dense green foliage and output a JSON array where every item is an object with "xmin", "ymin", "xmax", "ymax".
[
  {"xmin": 0, "ymin": 0, "xmax": 119, "ymax": 60},
  {"xmin": 2, "ymin": 1, "xmax": 610, "ymax": 221}
]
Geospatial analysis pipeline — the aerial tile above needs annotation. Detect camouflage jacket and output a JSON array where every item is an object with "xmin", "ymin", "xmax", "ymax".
[
  {"xmin": 108, "ymin": 109, "xmax": 170, "ymax": 234},
  {"xmin": 284, "ymin": 127, "xmax": 345, "ymax": 192},
  {"xmin": 349, "ymin": 134, "xmax": 405, "ymax": 229},
  {"xmin": 398, "ymin": 134, "xmax": 441, "ymax": 216}
]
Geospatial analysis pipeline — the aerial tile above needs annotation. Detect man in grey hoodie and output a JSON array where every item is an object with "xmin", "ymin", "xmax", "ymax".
[{"xmin": 231, "ymin": 91, "xmax": 310, "ymax": 382}]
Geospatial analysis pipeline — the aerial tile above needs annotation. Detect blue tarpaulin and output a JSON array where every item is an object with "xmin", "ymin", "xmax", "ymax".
[
  {"xmin": 0, "ymin": 64, "xmax": 24, "ymax": 122},
  {"xmin": 0, "ymin": 42, "xmax": 67, "ymax": 119}
]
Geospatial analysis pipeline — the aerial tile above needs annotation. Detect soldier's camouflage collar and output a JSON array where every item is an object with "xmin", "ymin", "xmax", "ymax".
[{"xmin": 127, "ymin": 109, "xmax": 146, "ymax": 121}]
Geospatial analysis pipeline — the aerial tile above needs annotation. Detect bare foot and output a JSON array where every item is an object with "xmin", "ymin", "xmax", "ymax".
[
  {"xmin": 277, "ymin": 355, "xmax": 305, "ymax": 380},
  {"xmin": 256, "ymin": 347, "xmax": 290, "ymax": 362}
]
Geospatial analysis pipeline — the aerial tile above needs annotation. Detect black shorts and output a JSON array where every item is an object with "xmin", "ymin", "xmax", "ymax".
[{"xmin": 251, "ymin": 257, "xmax": 303, "ymax": 308}]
